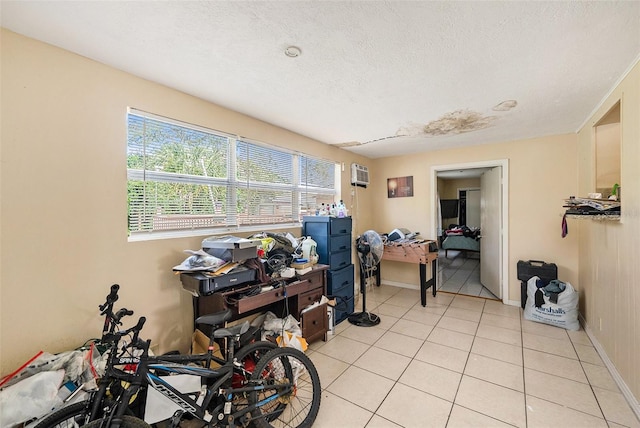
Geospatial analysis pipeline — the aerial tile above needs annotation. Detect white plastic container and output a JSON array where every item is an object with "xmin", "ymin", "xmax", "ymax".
[{"xmin": 301, "ymin": 237, "xmax": 318, "ymax": 264}]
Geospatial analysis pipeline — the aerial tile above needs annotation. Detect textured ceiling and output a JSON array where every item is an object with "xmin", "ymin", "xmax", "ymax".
[{"xmin": 2, "ymin": 1, "xmax": 639, "ymax": 159}]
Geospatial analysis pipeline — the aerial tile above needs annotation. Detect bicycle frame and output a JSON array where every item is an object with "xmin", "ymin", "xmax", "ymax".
[
  {"xmin": 101, "ymin": 343, "xmax": 293, "ymax": 427},
  {"xmin": 143, "ymin": 358, "xmax": 293, "ymax": 426}
]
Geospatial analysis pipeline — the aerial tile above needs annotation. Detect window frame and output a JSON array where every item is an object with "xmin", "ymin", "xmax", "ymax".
[{"xmin": 126, "ymin": 108, "xmax": 340, "ymax": 241}]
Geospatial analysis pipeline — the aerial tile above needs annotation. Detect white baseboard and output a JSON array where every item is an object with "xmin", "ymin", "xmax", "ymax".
[
  {"xmin": 579, "ymin": 314, "xmax": 640, "ymax": 421},
  {"xmin": 506, "ymin": 299, "xmax": 520, "ymax": 307}
]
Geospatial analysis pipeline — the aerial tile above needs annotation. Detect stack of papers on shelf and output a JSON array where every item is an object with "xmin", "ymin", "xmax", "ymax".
[{"xmin": 564, "ymin": 197, "xmax": 620, "ymax": 211}]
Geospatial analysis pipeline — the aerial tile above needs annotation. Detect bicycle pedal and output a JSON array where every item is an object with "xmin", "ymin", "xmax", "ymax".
[{"xmin": 170, "ymin": 410, "xmax": 185, "ymax": 428}]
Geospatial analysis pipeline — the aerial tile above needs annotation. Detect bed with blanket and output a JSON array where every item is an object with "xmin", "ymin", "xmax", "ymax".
[{"xmin": 441, "ymin": 226, "xmax": 481, "ymax": 258}]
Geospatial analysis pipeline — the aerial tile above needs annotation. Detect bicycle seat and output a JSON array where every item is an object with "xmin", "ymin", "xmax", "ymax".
[
  {"xmin": 195, "ymin": 308, "xmax": 233, "ymax": 327},
  {"xmin": 212, "ymin": 321, "xmax": 250, "ymax": 339}
]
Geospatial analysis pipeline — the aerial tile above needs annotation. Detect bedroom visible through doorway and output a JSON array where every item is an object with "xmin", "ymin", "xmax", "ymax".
[{"xmin": 431, "ymin": 160, "xmax": 509, "ymax": 302}]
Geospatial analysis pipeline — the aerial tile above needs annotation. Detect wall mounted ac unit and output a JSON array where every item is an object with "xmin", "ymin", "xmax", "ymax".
[{"xmin": 351, "ymin": 163, "xmax": 369, "ymax": 187}]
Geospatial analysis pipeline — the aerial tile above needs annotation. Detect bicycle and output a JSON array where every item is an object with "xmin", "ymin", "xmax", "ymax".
[
  {"xmin": 123, "ymin": 311, "xmax": 321, "ymax": 427},
  {"xmin": 34, "ymin": 289, "xmax": 278, "ymax": 428},
  {"xmin": 38, "ymin": 310, "xmax": 321, "ymax": 428}
]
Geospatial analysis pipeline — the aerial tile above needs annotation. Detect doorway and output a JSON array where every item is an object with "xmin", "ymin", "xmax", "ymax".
[{"xmin": 431, "ymin": 160, "xmax": 509, "ymax": 303}]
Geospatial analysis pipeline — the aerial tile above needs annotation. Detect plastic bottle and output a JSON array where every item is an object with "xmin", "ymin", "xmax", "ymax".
[
  {"xmin": 337, "ymin": 200, "xmax": 347, "ymax": 218},
  {"xmin": 301, "ymin": 237, "xmax": 318, "ymax": 264}
]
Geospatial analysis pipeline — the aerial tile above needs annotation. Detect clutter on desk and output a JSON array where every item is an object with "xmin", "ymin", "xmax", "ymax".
[
  {"xmin": 248, "ymin": 232, "xmax": 318, "ymax": 278},
  {"xmin": 172, "ymin": 249, "xmax": 228, "ymax": 272},
  {"xmin": 202, "ymin": 235, "xmax": 261, "ymax": 262},
  {"xmin": 178, "ymin": 232, "xmax": 322, "ymax": 296},
  {"xmin": 382, "ymin": 228, "xmax": 428, "ymax": 246}
]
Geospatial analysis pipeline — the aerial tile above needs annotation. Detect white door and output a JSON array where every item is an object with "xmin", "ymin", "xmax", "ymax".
[{"xmin": 480, "ymin": 167, "xmax": 502, "ymax": 298}]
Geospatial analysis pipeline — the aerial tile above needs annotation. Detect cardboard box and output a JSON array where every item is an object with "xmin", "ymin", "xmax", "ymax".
[{"xmin": 191, "ymin": 329, "xmax": 223, "ymax": 368}]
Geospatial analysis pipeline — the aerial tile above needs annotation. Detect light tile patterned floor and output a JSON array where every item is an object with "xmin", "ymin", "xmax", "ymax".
[
  {"xmin": 307, "ymin": 284, "xmax": 640, "ymax": 428},
  {"xmin": 438, "ymin": 251, "xmax": 498, "ymax": 299}
]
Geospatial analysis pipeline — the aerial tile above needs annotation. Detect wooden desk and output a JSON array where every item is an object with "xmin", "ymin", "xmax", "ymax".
[
  {"xmin": 193, "ymin": 264, "xmax": 329, "ymax": 343},
  {"xmin": 378, "ymin": 241, "xmax": 438, "ymax": 307}
]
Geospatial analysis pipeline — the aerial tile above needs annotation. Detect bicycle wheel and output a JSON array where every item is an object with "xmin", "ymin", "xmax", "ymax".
[
  {"xmin": 248, "ymin": 348, "xmax": 321, "ymax": 428},
  {"xmin": 33, "ymin": 401, "xmax": 91, "ymax": 428},
  {"xmin": 82, "ymin": 415, "xmax": 150, "ymax": 428},
  {"xmin": 232, "ymin": 340, "xmax": 278, "ymax": 387}
]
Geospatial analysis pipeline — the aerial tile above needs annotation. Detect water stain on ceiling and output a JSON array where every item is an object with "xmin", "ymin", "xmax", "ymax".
[
  {"xmin": 336, "ymin": 107, "xmax": 505, "ymax": 148},
  {"xmin": 420, "ymin": 109, "xmax": 498, "ymax": 136}
]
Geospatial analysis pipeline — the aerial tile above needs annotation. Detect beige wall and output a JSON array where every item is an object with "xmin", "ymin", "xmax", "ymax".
[
  {"xmin": 576, "ymin": 61, "xmax": 640, "ymax": 400},
  {"xmin": 0, "ymin": 30, "xmax": 373, "ymax": 374},
  {"xmin": 371, "ymin": 135, "xmax": 580, "ymax": 301},
  {"xmin": 440, "ymin": 177, "xmax": 481, "ymax": 200}
]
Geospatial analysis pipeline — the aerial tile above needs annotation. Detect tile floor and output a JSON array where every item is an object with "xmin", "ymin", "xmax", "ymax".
[
  {"xmin": 438, "ymin": 251, "xmax": 498, "ymax": 299},
  {"xmin": 307, "ymin": 284, "xmax": 639, "ymax": 428}
]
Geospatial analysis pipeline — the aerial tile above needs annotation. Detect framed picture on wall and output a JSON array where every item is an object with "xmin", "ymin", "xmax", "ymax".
[{"xmin": 387, "ymin": 176, "xmax": 414, "ymax": 198}]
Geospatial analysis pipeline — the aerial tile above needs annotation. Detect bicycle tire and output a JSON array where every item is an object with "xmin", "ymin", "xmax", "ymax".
[
  {"xmin": 33, "ymin": 400, "xmax": 91, "ymax": 428},
  {"xmin": 248, "ymin": 347, "xmax": 321, "ymax": 428},
  {"xmin": 82, "ymin": 415, "xmax": 150, "ymax": 428}
]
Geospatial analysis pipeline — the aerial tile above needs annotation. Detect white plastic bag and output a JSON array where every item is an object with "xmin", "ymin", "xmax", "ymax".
[
  {"xmin": 0, "ymin": 369, "xmax": 65, "ymax": 427},
  {"xmin": 261, "ymin": 311, "xmax": 302, "ymax": 338},
  {"xmin": 524, "ymin": 276, "xmax": 580, "ymax": 331}
]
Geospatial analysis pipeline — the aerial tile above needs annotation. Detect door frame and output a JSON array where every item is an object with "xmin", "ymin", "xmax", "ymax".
[{"xmin": 431, "ymin": 159, "xmax": 510, "ymax": 304}]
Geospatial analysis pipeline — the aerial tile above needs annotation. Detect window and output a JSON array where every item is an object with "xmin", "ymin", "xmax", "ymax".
[{"xmin": 127, "ymin": 109, "xmax": 339, "ymax": 239}]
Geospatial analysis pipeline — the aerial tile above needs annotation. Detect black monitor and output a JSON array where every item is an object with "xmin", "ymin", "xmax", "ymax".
[{"xmin": 440, "ymin": 199, "xmax": 459, "ymax": 218}]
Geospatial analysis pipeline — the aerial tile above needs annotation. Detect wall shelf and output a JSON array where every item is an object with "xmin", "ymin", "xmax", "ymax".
[{"xmin": 565, "ymin": 213, "xmax": 620, "ymax": 221}]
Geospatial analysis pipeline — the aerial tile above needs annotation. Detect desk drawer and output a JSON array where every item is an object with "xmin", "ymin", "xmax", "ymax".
[
  {"xmin": 301, "ymin": 303, "xmax": 327, "ymax": 343},
  {"xmin": 327, "ymin": 264, "xmax": 354, "ymax": 295},
  {"xmin": 298, "ymin": 268, "xmax": 325, "ymax": 290},
  {"xmin": 298, "ymin": 287, "xmax": 324, "ymax": 309},
  {"xmin": 235, "ymin": 287, "xmax": 284, "ymax": 313}
]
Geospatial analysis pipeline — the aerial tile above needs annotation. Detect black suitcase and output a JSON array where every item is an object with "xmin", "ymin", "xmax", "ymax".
[{"xmin": 517, "ymin": 260, "xmax": 558, "ymax": 308}]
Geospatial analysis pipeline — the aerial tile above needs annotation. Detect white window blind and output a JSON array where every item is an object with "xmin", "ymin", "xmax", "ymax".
[{"xmin": 127, "ymin": 109, "xmax": 339, "ymax": 238}]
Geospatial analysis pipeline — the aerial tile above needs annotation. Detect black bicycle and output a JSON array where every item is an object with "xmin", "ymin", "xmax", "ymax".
[
  {"xmin": 34, "ymin": 288, "xmax": 283, "ymax": 428},
  {"xmin": 38, "ymin": 311, "xmax": 320, "ymax": 428}
]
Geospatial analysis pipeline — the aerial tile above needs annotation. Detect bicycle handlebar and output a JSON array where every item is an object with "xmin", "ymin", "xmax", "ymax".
[
  {"xmin": 103, "ymin": 316, "xmax": 146, "ymax": 345},
  {"xmin": 99, "ymin": 284, "xmax": 120, "ymax": 312},
  {"xmin": 114, "ymin": 308, "xmax": 134, "ymax": 323}
]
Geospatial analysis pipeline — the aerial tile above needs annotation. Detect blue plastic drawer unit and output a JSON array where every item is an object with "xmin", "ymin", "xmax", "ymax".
[
  {"xmin": 327, "ymin": 264, "xmax": 354, "ymax": 295},
  {"xmin": 328, "ymin": 268, "xmax": 355, "ymax": 324},
  {"xmin": 303, "ymin": 216, "xmax": 354, "ymax": 326}
]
